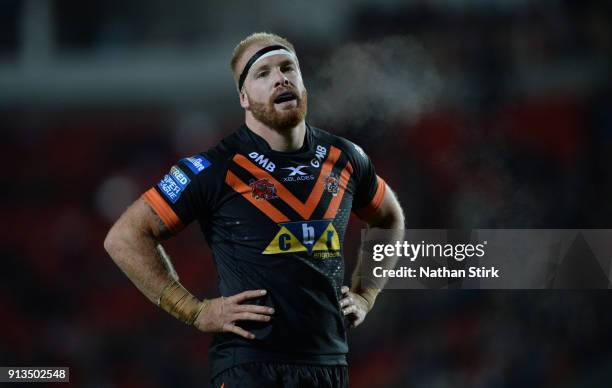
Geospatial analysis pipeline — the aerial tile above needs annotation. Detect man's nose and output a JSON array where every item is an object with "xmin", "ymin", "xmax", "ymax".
[{"xmin": 273, "ymin": 68, "xmax": 290, "ymax": 88}]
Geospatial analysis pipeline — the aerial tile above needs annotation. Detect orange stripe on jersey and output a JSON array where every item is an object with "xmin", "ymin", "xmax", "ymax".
[
  {"xmin": 353, "ymin": 176, "xmax": 387, "ymax": 220},
  {"xmin": 232, "ymin": 146, "xmax": 342, "ymax": 220},
  {"xmin": 232, "ymin": 154, "xmax": 307, "ymax": 217},
  {"xmin": 323, "ymin": 160, "xmax": 354, "ymax": 219},
  {"xmin": 305, "ymin": 146, "xmax": 342, "ymax": 218},
  {"xmin": 142, "ymin": 188, "xmax": 184, "ymax": 235},
  {"xmin": 225, "ymin": 170, "xmax": 290, "ymax": 223}
]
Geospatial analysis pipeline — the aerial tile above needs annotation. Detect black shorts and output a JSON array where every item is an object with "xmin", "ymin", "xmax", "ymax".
[{"xmin": 211, "ymin": 362, "xmax": 349, "ymax": 388}]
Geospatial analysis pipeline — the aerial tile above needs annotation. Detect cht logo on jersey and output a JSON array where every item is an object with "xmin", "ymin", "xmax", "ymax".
[
  {"xmin": 263, "ymin": 219, "xmax": 340, "ymax": 258},
  {"xmin": 310, "ymin": 145, "xmax": 327, "ymax": 168}
]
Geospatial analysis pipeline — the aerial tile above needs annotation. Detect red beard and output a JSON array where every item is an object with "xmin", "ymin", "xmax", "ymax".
[{"xmin": 248, "ymin": 89, "xmax": 308, "ymax": 131}]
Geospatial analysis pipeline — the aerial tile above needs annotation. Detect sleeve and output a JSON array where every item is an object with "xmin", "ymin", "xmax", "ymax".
[
  {"xmin": 142, "ymin": 153, "xmax": 219, "ymax": 235},
  {"xmin": 348, "ymin": 141, "xmax": 387, "ymax": 220}
]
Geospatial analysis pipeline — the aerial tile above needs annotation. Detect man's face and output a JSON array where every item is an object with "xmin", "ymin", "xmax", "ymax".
[{"xmin": 238, "ymin": 44, "xmax": 308, "ymax": 131}]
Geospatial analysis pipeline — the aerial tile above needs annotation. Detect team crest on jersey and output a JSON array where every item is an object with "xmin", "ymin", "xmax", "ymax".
[
  {"xmin": 263, "ymin": 220, "xmax": 341, "ymax": 257},
  {"xmin": 324, "ymin": 174, "xmax": 339, "ymax": 196},
  {"xmin": 249, "ymin": 178, "xmax": 278, "ymax": 200}
]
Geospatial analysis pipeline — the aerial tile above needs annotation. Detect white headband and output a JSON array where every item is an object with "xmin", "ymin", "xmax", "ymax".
[
  {"xmin": 238, "ymin": 45, "xmax": 299, "ymax": 90},
  {"xmin": 250, "ymin": 48, "xmax": 297, "ymax": 67}
]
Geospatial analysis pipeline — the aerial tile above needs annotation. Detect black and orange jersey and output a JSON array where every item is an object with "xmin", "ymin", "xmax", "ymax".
[{"xmin": 143, "ymin": 124, "xmax": 386, "ymax": 378}]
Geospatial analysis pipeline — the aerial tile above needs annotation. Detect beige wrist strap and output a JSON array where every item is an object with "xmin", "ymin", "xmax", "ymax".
[{"xmin": 158, "ymin": 280, "xmax": 208, "ymax": 326}]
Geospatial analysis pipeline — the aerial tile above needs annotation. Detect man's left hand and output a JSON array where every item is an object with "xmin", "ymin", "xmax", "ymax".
[{"xmin": 339, "ymin": 285, "xmax": 369, "ymax": 328}]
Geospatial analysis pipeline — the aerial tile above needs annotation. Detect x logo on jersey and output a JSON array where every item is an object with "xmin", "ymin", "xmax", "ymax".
[
  {"xmin": 282, "ymin": 165, "xmax": 308, "ymax": 176},
  {"xmin": 225, "ymin": 146, "xmax": 353, "ymax": 222}
]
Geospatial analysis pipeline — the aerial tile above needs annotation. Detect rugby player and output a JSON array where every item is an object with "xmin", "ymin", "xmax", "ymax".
[{"xmin": 104, "ymin": 32, "xmax": 405, "ymax": 387}]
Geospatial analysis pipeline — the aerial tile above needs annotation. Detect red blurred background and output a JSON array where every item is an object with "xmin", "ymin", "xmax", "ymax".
[{"xmin": 2, "ymin": 1, "xmax": 612, "ymax": 386}]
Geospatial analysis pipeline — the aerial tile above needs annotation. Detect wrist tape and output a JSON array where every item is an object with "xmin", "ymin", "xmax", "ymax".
[{"xmin": 158, "ymin": 280, "xmax": 207, "ymax": 325}]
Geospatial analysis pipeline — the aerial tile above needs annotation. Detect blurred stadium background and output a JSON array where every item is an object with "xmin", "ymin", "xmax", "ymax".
[{"xmin": 2, "ymin": 0, "xmax": 612, "ymax": 386}]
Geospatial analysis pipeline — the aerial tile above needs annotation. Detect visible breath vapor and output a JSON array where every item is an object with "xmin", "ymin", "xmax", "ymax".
[{"xmin": 309, "ymin": 36, "xmax": 442, "ymax": 131}]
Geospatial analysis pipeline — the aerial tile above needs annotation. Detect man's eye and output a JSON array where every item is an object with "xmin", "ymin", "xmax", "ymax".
[
  {"xmin": 257, "ymin": 71, "xmax": 269, "ymax": 78},
  {"xmin": 282, "ymin": 66, "xmax": 294, "ymax": 72}
]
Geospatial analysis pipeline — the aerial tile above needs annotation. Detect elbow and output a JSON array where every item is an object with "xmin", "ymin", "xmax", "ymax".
[
  {"xmin": 388, "ymin": 197, "xmax": 405, "ymax": 228},
  {"xmin": 394, "ymin": 208, "xmax": 406, "ymax": 229},
  {"xmin": 103, "ymin": 228, "xmax": 115, "ymax": 256},
  {"xmin": 104, "ymin": 224, "xmax": 122, "ymax": 257},
  {"xmin": 385, "ymin": 211, "xmax": 405, "ymax": 229}
]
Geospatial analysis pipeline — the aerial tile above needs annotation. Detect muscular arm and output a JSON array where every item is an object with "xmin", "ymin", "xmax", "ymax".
[
  {"xmin": 103, "ymin": 198, "xmax": 175, "ymax": 304},
  {"xmin": 103, "ymin": 196, "xmax": 274, "ymax": 337},
  {"xmin": 340, "ymin": 185, "xmax": 405, "ymax": 327},
  {"xmin": 352, "ymin": 185, "xmax": 405, "ymax": 292}
]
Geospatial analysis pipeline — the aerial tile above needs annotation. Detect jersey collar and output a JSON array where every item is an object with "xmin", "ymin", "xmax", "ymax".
[{"xmin": 241, "ymin": 123, "xmax": 313, "ymax": 157}]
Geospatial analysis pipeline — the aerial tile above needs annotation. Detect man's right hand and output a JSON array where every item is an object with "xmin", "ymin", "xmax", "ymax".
[{"xmin": 194, "ymin": 289, "xmax": 274, "ymax": 339}]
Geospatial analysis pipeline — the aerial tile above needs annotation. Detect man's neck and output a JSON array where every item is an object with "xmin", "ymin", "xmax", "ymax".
[{"xmin": 245, "ymin": 115, "xmax": 306, "ymax": 152}]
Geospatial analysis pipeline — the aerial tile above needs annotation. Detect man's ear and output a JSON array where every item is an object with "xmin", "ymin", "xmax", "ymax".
[{"xmin": 239, "ymin": 90, "xmax": 250, "ymax": 110}]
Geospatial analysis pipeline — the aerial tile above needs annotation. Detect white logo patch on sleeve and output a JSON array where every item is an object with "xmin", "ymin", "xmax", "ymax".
[{"xmin": 351, "ymin": 142, "xmax": 367, "ymax": 159}]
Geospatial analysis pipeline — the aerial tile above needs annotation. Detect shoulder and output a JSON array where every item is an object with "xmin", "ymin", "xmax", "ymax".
[
  {"xmin": 309, "ymin": 125, "xmax": 370, "ymax": 164},
  {"xmin": 208, "ymin": 130, "xmax": 244, "ymax": 163},
  {"xmin": 174, "ymin": 130, "xmax": 241, "ymax": 180}
]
